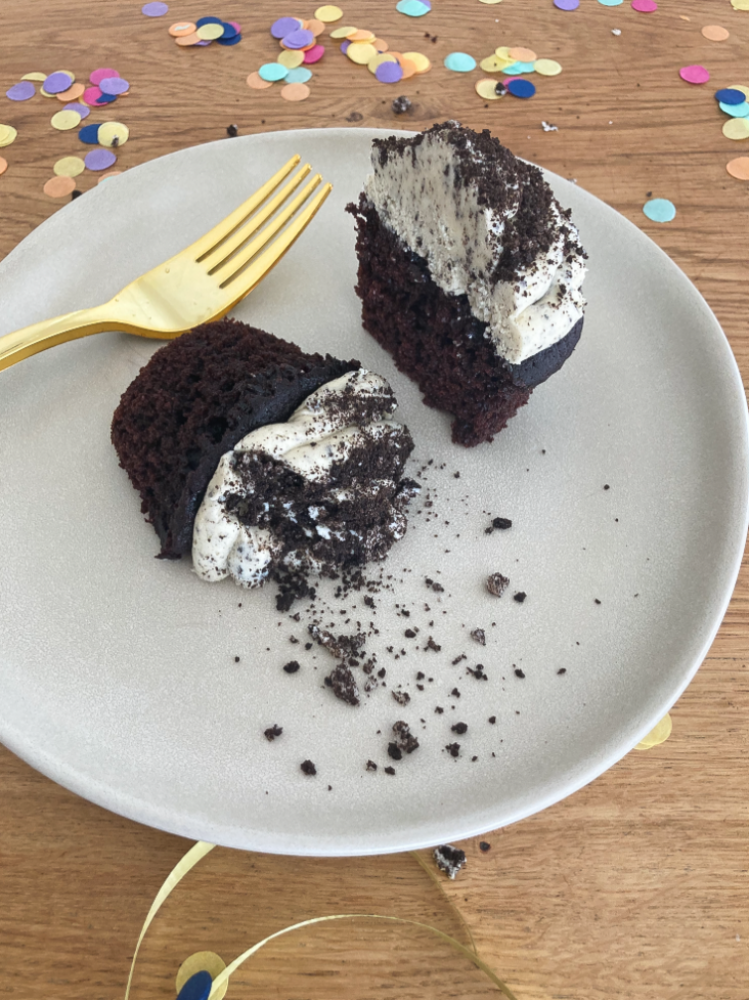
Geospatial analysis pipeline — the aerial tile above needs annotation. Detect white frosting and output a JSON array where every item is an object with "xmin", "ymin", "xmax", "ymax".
[
  {"xmin": 363, "ymin": 129, "xmax": 587, "ymax": 365},
  {"xmin": 192, "ymin": 370, "xmax": 411, "ymax": 588}
]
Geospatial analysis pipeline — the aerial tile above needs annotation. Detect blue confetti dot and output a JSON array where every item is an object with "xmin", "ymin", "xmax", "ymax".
[
  {"xmin": 444, "ymin": 52, "xmax": 476, "ymax": 72},
  {"xmin": 285, "ymin": 66, "xmax": 313, "ymax": 83},
  {"xmin": 715, "ymin": 88, "xmax": 745, "ymax": 105},
  {"xmin": 507, "ymin": 78, "xmax": 536, "ymax": 98},
  {"xmin": 195, "ymin": 15, "xmax": 223, "ymax": 27},
  {"xmin": 177, "ymin": 971, "xmax": 212, "ymax": 1000},
  {"xmin": 719, "ymin": 100, "xmax": 749, "ymax": 118},
  {"xmin": 78, "ymin": 123, "xmax": 101, "ymax": 144},
  {"xmin": 643, "ymin": 198, "xmax": 676, "ymax": 223},
  {"xmin": 217, "ymin": 32, "xmax": 242, "ymax": 45}
]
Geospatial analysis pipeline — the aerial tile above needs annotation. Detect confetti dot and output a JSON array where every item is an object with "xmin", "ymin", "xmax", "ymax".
[
  {"xmin": 0, "ymin": 124, "xmax": 18, "ymax": 147},
  {"xmin": 98, "ymin": 122, "xmax": 129, "ymax": 147},
  {"xmin": 369, "ymin": 53, "xmax": 398, "ymax": 73},
  {"xmin": 21, "ymin": 72, "xmax": 47, "ymax": 82},
  {"xmin": 508, "ymin": 46, "xmax": 537, "ymax": 61},
  {"xmin": 729, "ymin": 84, "xmax": 749, "ymax": 100},
  {"xmin": 730, "ymin": 0, "xmax": 749, "ymax": 9},
  {"xmin": 348, "ymin": 29, "xmax": 376, "ymax": 41},
  {"xmin": 306, "ymin": 19, "xmax": 326, "ymax": 36},
  {"xmin": 597, "ymin": 0, "xmax": 623, "ymax": 4},
  {"xmin": 479, "ymin": 0, "xmax": 503, "ymax": 4},
  {"xmin": 169, "ymin": 21, "xmax": 197, "ymax": 36},
  {"xmin": 347, "ymin": 42, "xmax": 378, "ymax": 64},
  {"xmin": 43, "ymin": 71, "xmax": 74, "ymax": 95},
  {"xmin": 721, "ymin": 101, "xmax": 749, "ymax": 118},
  {"xmin": 82, "ymin": 86, "xmax": 103, "ymax": 105},
  {"xmin": 6, "ymin": 81, "xmax": 35, "ymax": 101},
  {"xmin": 444, "ymin": 52, "xmax": 476, "ymax": 72},
  {"xmin": 63, "ymin": 102, "xmax": 90, "ymax": 120},
  {"xmin": 196, "ymin": 22, "xmax": 225, "ymax": 40},
  {"xmin": 475, "ymin": 78, "xmax": 504, "ymax": 99},
  {"xmin": 142, "ymin": 1, "xmax": 169, "ymax": 14},
  {"xmin": 280, "ymin": 82, "xmax": 310, "ymax": 101},
  {"xmin": 500, "ymin": 62, "xmax": 525, "ymax": 75},
  {"xmin": 723, "ymin": 118, "xmax": 749, "ymax": 139},
  {"xmin": 97, "ymin": 170, "xmax": 123, "ymax": 184},
  {"xmin": 633, "ymin": 714, "xmax": 672, "ymax": 750},
  {"xmin": 279, "ymin": 49, "xmax": 305, "ymax": 68},
  {"xmin": 330, "ymin": 25, "xmax": 357, "ymax": 38},
  {"xmin": 643, "ymin": 198, "xmax": 675, "ymax": 222},
  {"xmin": 100, "ymin": 77, "xmax": 130, "ymax": 95},
  {"xmin": 701, "ymin": 24, "xmax": 729, "ymax": 41},
  {"xmin": 43, "ymin": 175, "xmax": 76, "ymax": 197},
  {"xmin": 716, "ymin": 88, "xmax": 745, "ymax": 106},
  {"xmin": 0, "ymin": 156, "xmax": 7, "ymax": 175},
  {"xmin": 246, "ymin": 71, "xmax": 273, "ymax": 90},
  {"xmin": 507, "ymin": 78, "xmax": 536, "ymax": 97},
  {"xmin": 78, "ymin": 123, "xmax": 101, "ymax": 143},
  {"xmin": 631, "ymin": 0, "xmax": 657, "ymax": 9},
  {"xmin": 480, "ymin": 55, "xmax": 508, "ymax": 72},
  {"xmin": 402, "ymin": 51, "xmax": 431, "ymax": 73},
  {"xmin": 285, "ymin": 66, "xmax": 313, "ymax": 83},
  {"xmin": 396, "ymin": 0, "xmax": 431, "ymax": 15},
  {"xmin": 90, "ymin": 68, "xmax": 119, "ymax": 85},
  {"xmin": 51, "ymin": 109, "xmax": 82, "ymax": 130},
  {"xmin": 303, "ymin": 44, "xmax": 326, "ymax": 63},
  {"xmin": 85, "ymin": 148, "xmax": 117, "ymax": 171},
  {"xmin": 679, "ymin": 65, "xmax": 709, "ymax": 85},
  {"xmin": 282, "ymin": 28, "xmax": 315, "ymax": 48},
  {"xmin": 271, "ymin": 17, "xmax": 302, "ymax": 38},
  {"xmin": 56, "ymin": 83, "xmax": 85, "ymax": 102},
  {"xmin": 554, "ymin": 0, "xmax": 579, "ymax": 9},
  {"xmin": 376, "ymin": 61, "xmax": 404, "ymax": 83},
  {"xmin": 54, "ymin": 155, "xmax": 86, "ymax": 177},
  {"xmin": 259, "ymin": 63, "xmax": 289, "ymax": 82},
  {"xmin": 315, "ymin": 4, "xmax": 343, "ymax": 21},
  {"xmin": 534, "ymin": 58, "xmax": 562, "ymax": 75},
  {"xmin": 176, "ymin": 33, "xmax": 200, "ymax": 46},
  {"xmin": 399, "ymin": 58, "xmax": 419, "ymax": 79}
]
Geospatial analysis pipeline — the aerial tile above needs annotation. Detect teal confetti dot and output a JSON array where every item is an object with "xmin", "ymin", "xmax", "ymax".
[
  {"xmin": 444, "ymin": 52, "xmax": 476, "ymax": 72},
  {"xmin": 514, "ymin": 61, "xmax": 535, "ymax": 73},
  {"xmin": 501, "ymin": 62, "xmax": 529, "ymax": 75},
  {"xmin": 258, "ymin": 62, "xmax": 288, "ymax": 82},
  {"xmin": 720, "ymin": 100, "xmax": 749, "ymax": 118},
  {"xmin": 396, "ymin": 0, "xmax": 431, "ymax": 15},
  {"xmin": 597, "ymin": 0, "xmax": 623, "ymax": 5},
  {"xmin": 643, "ymin": 198, "xmax": 676, "ymax": 223},
  {"xmin": 285, "ymin": 66, "xmax": 313, "ymax": 83}
]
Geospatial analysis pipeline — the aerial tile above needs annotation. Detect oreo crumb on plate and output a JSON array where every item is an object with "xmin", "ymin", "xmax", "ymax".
[
  {"xmin": 492, "ymin": 517, "xmax": 512, "ymax": 530},
  {"xmin": 392, "ymin": 720, "xmax": 419, "ymax": 753},
  {"xmin": 445, "ymin": 742, "xmax": 461, "ymax": 757},
  {"xmin": 366, "ymin": 759, "xmax": 378, "ymax": 771},
  {"xmin": 392, "ymin": 95, "xmax": 412, "ymax": 114},
  {"xmin": 384, "ymin": 765, "xmax": 396, "ymax": 775},
  {"xmin": 451, "ymin": 722, "xmax": 468, "ymax": 734},
  {"xmin": 387, "ymin": 742, "xmax": 402, "ymax": 760},
  {"xmin": 514, "ymin": 668, "xmax": 526, "ymax": 679},
  {"xmin": 433, "ymin": 844, "xmax": 467, "ymax": 879},
  {"xmin": 487, "ymin": 573, "xmax": 509, "ymax": 597},
  {"xmin": 470, "ymin": 628, "xmax": 486, "ymax": 645},
  {"xmin": 300, "ymin": 759, "xmax": 317, "ymax": 776},
  {"xmin": 513, "ymin": 591, "xmax": 527, "ymax": 603},
  {"xmin": 264, "ymin": 724, "xmax": 283, "ymax": 741},
  {"xmin": 283, "ymin": 660, "xmax": 301, "ymax": 674},
  {"xmin": 326, "ymin": 664, "xmax": 360, "ymax": 706},
  {"xmin": 392, "ymin": 690, "xmax": 411, "ymax": 706}
]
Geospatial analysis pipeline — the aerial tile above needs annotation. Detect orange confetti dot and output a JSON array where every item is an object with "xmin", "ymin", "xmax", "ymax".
[
  {"xmin": 399, "ymin": 57, "xmax": 418, "ymax": 79},
  {"xmin": 306, "ymin": 18, "xmax": 325, "ymax": 35},
  {"xmin": 701, "ymin": 24, "xmax": 730, "ymax": 40},
  {"xmin": 373, "ymin": 38, "xmax": 389, "ymax": 52},
  {"xmin": 56, "ymin": 82, "xmax": 85, "ymax": 102},
  {"xmin": 246, "ymin": 71, "xmax": 274, "ymax": 90},
  {"xmin": 43, "ymin": 175, "xmax": 76, "ymax": 198},
  {"xmin": 175, "ymin": 32, "xmax": 200, "ymax": 46},
  {"xmin": 508, "ymin": 46, "xmax": 537, "ymax": 62},
  {"xmin": 726, "ymin": 157, "xmax": 749, "ymax": 180},
  {"xmin": 0, "ymin": 156, "xmax": 7, "ymax": 175},
  {"xmin": 97, "ymin": 170, "xmax": 123, "ymax": 184},
  {"xmin": 348, "ymin": 29, "xmax": 376, "ymax": 41},
  {"xmin": 281, "ymin": 82, "xmax": 311, "ymax": 101},
  {"xmin": 169, "ymin": 21, "xmax": 197, "ymax": 36}
]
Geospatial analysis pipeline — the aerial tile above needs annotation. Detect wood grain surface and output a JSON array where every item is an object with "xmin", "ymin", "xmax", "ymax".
[{"xmin": 1, "ymin": 2, "xmax": 748, "ymax": 999}]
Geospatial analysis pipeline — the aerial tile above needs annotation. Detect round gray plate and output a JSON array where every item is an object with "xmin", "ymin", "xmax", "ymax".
[{"xmin": 0, "ymin": 129, "xmax": 746, "ymax": 855}]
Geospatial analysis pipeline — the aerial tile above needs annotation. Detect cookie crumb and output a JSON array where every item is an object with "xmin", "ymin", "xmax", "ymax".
[
  {"xmin": 283, "ymin": 660, "xmax": 301, "ymax": 674},
  {"xmin": 470, "ymin": 628, "xmax": 486, "ymax": 646},
  {"xmin": 434, "ymin": 844, "xmax": 467, "ymax": 879},
  {"xmin": 300, "ymin": 759, "xmax": 316, "ymax": 776},
  {"xmin": 487, "ymin": 573, "xmax": 509, "ymax": 597},
  {"xmin": 264, "ymin": 724, "xmax": 283, "ymax": 742},
  {"xmin": 513, "ymin": 592, "xmax": 527, "ymax": 603}
]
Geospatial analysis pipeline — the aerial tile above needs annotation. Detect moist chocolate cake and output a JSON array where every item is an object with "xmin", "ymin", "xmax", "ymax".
[
  {"xmin": 348, "ymin": 122, "xmax": 587, "ymax": 447},
  {"xmin": 112, "ymin": 319, "xmax": 418, "ymax": 588}
]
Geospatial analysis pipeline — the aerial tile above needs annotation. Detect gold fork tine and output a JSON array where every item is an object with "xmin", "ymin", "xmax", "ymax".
[
  {"xmin": 214, "ymin": 174, "xmax": 324, "ymax": 286},
  {"xmin": 188, "ymin": 154, "xmax": 301, "ymax": 261},
  {"xmin": 200, "ymin": 163, "xmax": 312, "ymax": 273}
]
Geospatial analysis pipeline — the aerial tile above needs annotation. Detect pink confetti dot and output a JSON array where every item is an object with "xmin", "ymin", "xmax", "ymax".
[
  {"xmin": 631, "ymin": 0, "xmax": 657, "ymax": 10},
  {"xmin": 679, "ymin": 64, "xmax": 710, "ymax": 85},
  {"xmin": 83, "ymin": 86, "xmax": 104, "ymax": 105},
  {"xmin": 303, "ymin": 44, "xmax": 325, "ymax": 63},
  {"xmin": 90, "ymin": 68, "xmax": 119, "ymax": 86}
]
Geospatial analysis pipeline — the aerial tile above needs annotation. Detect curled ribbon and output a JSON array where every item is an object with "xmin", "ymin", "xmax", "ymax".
[{"xmin": 124, "ymin": 841, "xmax": 517, "ymax": 1000}]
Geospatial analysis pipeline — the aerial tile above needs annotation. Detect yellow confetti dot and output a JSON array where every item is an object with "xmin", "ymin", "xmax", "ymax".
[
  {"xmin": 0, "ymin": 156, "xmax": 7, "ymax": 175},
  {"xmin": 347, "ymin": 41, "xmax": 377, "ymax": 64},
  {"xmin": 50, "ymin": 110, "xmax": 81, "ymax": 131},
  {"xmin": 701, "ymin": 24, "xmax": 730, "ymax": 40},
  {"xmin": 21, "ymin": 71, "xmax": 47, "ymax": 82},
  {"xmin": 53, "ymin": 155, "xmax": 86, "ymax": 177},
  {"xmin": 196, "ymin": 22, "xmax": 225, "ymax": 40},
  {"xmin": 43, "ymin": 175, "xmax": 76, "ymax": 198},
  {"xmin": 315, "ymin": 4, "xmax": 343, "ymax": 20},
  {"xmin": 480, "ymin": 54, "xmax": 507, "ymax": 73},
  {"xmin": 40, "ymin": 87, "xmax": 56, "ymax": 98},
  {"xmin": 280, "ymin": 82, "xmax": 311, "ymax": 101},
  {"xmin": 633, "ymin": 714, "xmax": 672, "ymax": 750},
  {"xmin": 723, "ymin": 118, "xmax": 749, "ymax": 140},
  {"xmin": 534, "ymin": 58, "xmax": 562, "ymax": 76},
  {"xmin": 278, "ymin": 49, "xmax": 305, "ymax": 68},
  {"xmin": 348, "ymin": 29, "xmax": 376, "ymax": 42},
  {"xmin": 508, "ymin": 46, "xmax": 537, "ymax": 62},
  {"xmin": 330, "ymin": 25, "xmax": 358, "ymax": 38},
  {"xmin": 98, "ymin": 122, "xmax": 129, "ymax": 148},
  {"xmin": 368, "ymin": 52, "xmax": 398, "ymax": 74},
  {"xmin": 476, "ymin": 78, "xmax": 503, "ymax": 99},
  {"xmin": 729, "ymin": 83, "xmax": 749, "ymax": 99},
  {"xmin": 479, "ymin": 0, "xmax": 503, "ymax": 4},
  {"xmin": 0, "ymin": 125, "xmax": 18, "ymax": 148},
  {"xmin": 727, "ymin": 156, "xmax": 749, "ymax": 179},
  {"xmin": 402, "ymin": 51, "xmax": 431, "ymax": 73},
  {"xmin": 730, "ymin": 0, "xmax": 749, "ymax": 10},
  {"xmin": 177, "ymin": 953, "xmax": 227, "ymax": 1000}
]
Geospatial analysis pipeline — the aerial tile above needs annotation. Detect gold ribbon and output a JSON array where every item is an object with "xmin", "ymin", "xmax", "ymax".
[{"xmin": 124, "ymin": 841, "xmax": 517, "ymax": 1000}]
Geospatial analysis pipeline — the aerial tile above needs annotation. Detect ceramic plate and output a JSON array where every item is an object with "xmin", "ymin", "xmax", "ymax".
[{"xmin": 0, "ymin": 129, "xmax": 746, "ymax": 855}]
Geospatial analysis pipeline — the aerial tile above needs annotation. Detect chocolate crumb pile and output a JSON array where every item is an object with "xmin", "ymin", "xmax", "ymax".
[{"xmin": 433, "ymin": 844, "xmax": 467, "ymax": 879}]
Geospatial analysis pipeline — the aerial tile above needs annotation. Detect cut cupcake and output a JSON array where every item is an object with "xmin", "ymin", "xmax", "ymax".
[
  {"xmin": 347, "ymin": 122, "xmax": 587, "ymax": 447},
  {"xmin": 111, "ymin": 319, "xmax": 418, "ymax": 590}
]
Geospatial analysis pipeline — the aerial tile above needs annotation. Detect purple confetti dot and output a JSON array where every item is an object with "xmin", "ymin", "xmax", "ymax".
[
  {"xmin": 341, "ymin": 39, "xmax": 350, "ymax": 54},
  {"xmin": 6, "ymin": 81, "xmax": 36, "ymax": 101},
  {"xmin": 554, "ymin": 0, "xmax": 579, "ymax": 8},
  {"xmin": 64, "ymin": 102, "xmax": 90, "ymax": 119},
  {"xmin": 282, "ymin": 28, "xmax": 315, "ymax": 49},
  {"xmin": 90, "ymin": 68, "xmax": 119, "ymax": 86},
  {"xmin": 85, "ymin": 148, "xmax": 117, "ymax": 171},
  {"xmin": 271, "ymin": 16, "xmax": 301, "ymax": 38},
  {"xmin": 141, "ymin": 1, "xmax": 169, "ymax": 15},
  {"xmin": 195, "ymin": 40, "xmax": 212, "ymax": 46},
  {"xmin": 43, "ymin": 72, "xmax": 74, "ymax": 95},
  {"xmin": 375, "ymin": 61, "xmax": 404, "ymax": 84},
  {"xmin": 99, "ymin": 77, "xmax": 129, "ymax": 95}
]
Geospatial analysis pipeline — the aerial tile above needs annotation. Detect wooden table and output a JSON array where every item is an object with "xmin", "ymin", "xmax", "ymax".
[{"xmin": 2, "ymin": 2, "xmax": 748, "ymax": 998}]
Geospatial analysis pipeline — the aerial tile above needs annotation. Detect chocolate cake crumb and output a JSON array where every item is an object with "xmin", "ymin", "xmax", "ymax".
[
  {"xmin": 392, "ymin": 720, "xmax": 419, "ymax": 753},
  {"xmin": 434, "ymin": 844, "xmax": 466, "ymax": 879},
  {"xmin": 513, "ymin": 591, "xmax": 527, "ymax": 603},
  {"xmin": 479, "ymin": 841, "xmax": 491, "ymax": 852},
  {"xmin": 366, "ymin": 760, "xmax": 378, "ymax": 771},
  {"xmin": 283, "ymin": 660, "xmax": 301, "ymax": 674},
  {"xmin": 392, "ymin": 690, "xmax": 411, "ymax": 706},
  {"xmin": 445, "ymin": 742, "xmax": 460, "ymax": 757},
  {"xmin": 301, "ymin": 760, "xmax": 317, "ymax": 776},
  {"xmin": 392, "ymin": 95, "xmax": 412, "ymax": 114},
  {"xmin": 327, "ymin": 665, "xmax": 360, "ymax": 706},
  {"xmin": 264, "ymin": 724, "xmax": 283, "ymax": 741},
  {"xmin": 470, "ymin": 628, "xmax": 486, "ymax": 646},
  {"xmin": 384, "ymin": 765, "xmax": 396, "ymax": 776},
  {"xmin": 514, "ymin": 668, "xmax": 526, "ymax": 679},
  {"xmin": 451, "ymin": 722, "xmax": 468, "ymax": 734},
  {"xmin": 487, "ymin": 573, "xmax": 509, "ymax": 597}
]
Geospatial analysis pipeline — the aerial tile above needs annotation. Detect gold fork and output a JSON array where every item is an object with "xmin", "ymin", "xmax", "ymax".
[{"xmin": 0, "ymin": 155, "xmax": 331, "ymax": 373}]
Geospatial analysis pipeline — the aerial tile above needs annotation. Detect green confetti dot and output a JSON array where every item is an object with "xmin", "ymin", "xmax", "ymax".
[{"xmin": 643, "ymin": 198, "xmax": 676, "ymax": 223}]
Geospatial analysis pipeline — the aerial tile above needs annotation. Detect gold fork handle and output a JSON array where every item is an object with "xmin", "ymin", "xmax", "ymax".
[{"xmin": 0, "ymin": 303, "xmax": 159, "ymax": 374}]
